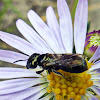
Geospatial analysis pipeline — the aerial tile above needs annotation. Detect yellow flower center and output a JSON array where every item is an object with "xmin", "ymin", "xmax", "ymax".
[{"xmin": 47, "ymin": 69, "xmax": 93, "ymax": 100}]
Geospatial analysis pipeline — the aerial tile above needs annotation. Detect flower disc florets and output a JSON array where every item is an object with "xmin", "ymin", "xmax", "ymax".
[{"xmin": 47, "ymin": 62, "xmax": 93, "ymax": 100}]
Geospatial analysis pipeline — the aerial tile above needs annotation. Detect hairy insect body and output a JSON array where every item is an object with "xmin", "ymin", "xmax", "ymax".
[{"xmin": 26, "ymin": 53, "xmax": 88, "ymax": 75}]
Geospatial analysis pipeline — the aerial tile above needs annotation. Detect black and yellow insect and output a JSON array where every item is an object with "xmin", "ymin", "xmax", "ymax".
[{"xmin": 25, "ymin": 53, "xmax": 88, "ymax": 76}]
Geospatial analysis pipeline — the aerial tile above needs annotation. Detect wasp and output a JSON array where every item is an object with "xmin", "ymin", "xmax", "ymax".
[{"xmin": 14, "ymin": 53, "xmax": 88, "ymax": 77}]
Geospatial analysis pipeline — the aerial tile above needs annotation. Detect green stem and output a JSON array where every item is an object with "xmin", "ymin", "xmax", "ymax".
[{"xmin": 71, "ymin": 0, "xmax": 78, "ymax": 23}]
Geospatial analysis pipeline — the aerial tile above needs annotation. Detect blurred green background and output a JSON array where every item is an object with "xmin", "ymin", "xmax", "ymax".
[{"xmin": 0, "ymin": 0, "xmax": 100, "ymax": 68}]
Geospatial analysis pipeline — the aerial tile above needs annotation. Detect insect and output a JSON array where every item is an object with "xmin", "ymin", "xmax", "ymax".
[{"xmin": 14, "ymin": 53, "xmax": 88, "ymax": 77}]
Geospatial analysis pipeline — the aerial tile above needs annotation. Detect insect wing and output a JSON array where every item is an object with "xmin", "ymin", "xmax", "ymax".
[
  {"xmin": 45, "ymin": 54, "xmax": 73, "ymax": 67},
  {"xmin": 45, "ymin": 54, "xmax": 87, "ymax": 73}
]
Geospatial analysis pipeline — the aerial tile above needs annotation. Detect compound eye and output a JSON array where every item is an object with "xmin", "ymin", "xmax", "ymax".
[
  {"xmin": 26, "ymin": 61, "xmax": 31, "ymax": 69},
  {"xmin": 26, "ymin": 61, "xmax": 37, "ymax": 69}
]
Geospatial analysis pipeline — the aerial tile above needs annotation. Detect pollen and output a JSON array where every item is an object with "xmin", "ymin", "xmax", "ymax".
[
  {"xmin": 69, "ymin": 92, "xmax": 75, "ymax": 98},
  {"xmin": 61, "ymin": 84, "xmax": 67, "ymax": 89},
  {"xmin": 47, "ymin": 87, "xmax": 52, "ymax": 93},
  {"xmin": 74, "ymin": 95, "xmax": 81, "ymax": 100},
  {"xmin": 49, "ymin": 80, "xmax": 55, "ymax": 86},
  {"xmin": 47, "ymin": 70, "xmax": 93, "ymax": 100},
  {"xmin": 55, "ymin": 83, "xmax": 61, "ymax": 88},
  {"xmin": 47, "ymin": 74, "xmax": 53, "ymax": 80},
  {"xmin": 54, "ymin": 75, "xmax": 61, "ymax": 82},
  {"xmin": 54, "ymin": 88, "xmax": 61, "ymax": 95},
  {"xmin": 55, "ymin": 95, "xmax": 62, "ymax": 100},
  {"xmin": 61, "ymin": 89, "xmax": 67, "ymax": 94}
]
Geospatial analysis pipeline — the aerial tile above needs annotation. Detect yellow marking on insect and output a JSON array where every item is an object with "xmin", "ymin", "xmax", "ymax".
[
  {"xmin": 43, "ymin": 56, "xmax": 46, "ymax": 60},
  {"xmin": 44, "ymin": 57, "xmax": 50, "ymax": 62},
  {"xmin": 40, "ymin": 56, "xmax": 49, "ymax": 63},
  {"xmin": 47, "ymin": 57, "xmax": 50, "ymax": 61},
  {"xmin": 32, "ymin": 55, "xmax": 39, "ymax": 65}
]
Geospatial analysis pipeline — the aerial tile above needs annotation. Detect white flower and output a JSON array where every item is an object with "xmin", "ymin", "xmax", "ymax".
[{"xmin": 0, "ymin": 0, "xmax": 100, "ymax": 100}]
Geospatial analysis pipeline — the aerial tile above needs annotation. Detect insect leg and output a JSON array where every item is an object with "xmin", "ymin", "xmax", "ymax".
[
  {"xmin": 52, "ymin": 69, "xmax": 66, "ymax": 79},
  {"xmin": 36, "ymin": 69, "xmax": 44, "ymax": 74},
  {"xmin": 48, "ymin": 69, "xmax": 52, "ymax": 74}
]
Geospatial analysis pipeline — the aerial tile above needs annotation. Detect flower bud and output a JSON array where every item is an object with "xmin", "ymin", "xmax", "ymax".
[{"xmin": 84, "ymin": 30, "xmax": 100, "ymax": 58}]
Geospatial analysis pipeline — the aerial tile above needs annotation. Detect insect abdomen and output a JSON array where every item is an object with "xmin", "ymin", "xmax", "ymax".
[{"xmin": 60, "ymin": 60, "xmax": 88, "ymax": 73}]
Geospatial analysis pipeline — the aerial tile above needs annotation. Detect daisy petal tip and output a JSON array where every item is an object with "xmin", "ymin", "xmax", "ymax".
[
  {"xmin": 27, "ymin": 9, "xmax": 33, "ymax": 13},
  {"xmin": 16, "ymin": 19, "xmax": 25, "ymax": 28},
  {"xmin": 46, "ymin": 6, "xmax": 53, "ymax": 15},
  {"xmin": 47, "ymin": 6, "xmax": 53, "ymax": 10},
  {"xmin": 16, "ymin": 19, "xmax": 22, "ymax": 28},
  {"xmin": 16, "ymin": 19, "xmax": 22, "ymax": 24},
  {"xmin": 27, "ymin": 10, "xmax": 34, "ymax": 17},
  {"xmin": 27, "ymin": 10, "xmax": 38, "ymax": 21}
]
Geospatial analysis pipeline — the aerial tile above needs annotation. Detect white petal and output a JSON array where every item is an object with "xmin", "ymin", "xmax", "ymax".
[
  {"xmin": 0, "ymin": 84, "xmax": 47, "ymax": 100},
  {"xmin": 0, "ymin": 78, "xmax": 46, "ymax": 95},
  {"xmin": 27, "ymin": 10, "xmax": 63, "ymax": 53},
  {"xmin": 92, "ymin": 79, "xmax": 100, "ymax": 87},
  {"xmin": 91, "ymin": 75, "xmax": 100, "ymax": 80},
  {"xmin": 16, "ymin": 19, "xmax": 53, "ymax": 54},
  {"xmin": 89, "ymin": 46, "xmax": 100, "ymax": 62},
  {"xmin": 0, "ymin": 85, "xmax": 45, "ymax": 100},
  {"xmin": 57, "ymin": 0, "xmax": 73, "ymax": 53},
  {"xmin": 0, "ymin": 50, "xmax": 28, "ymax": 66},
  {"xmin": 0, "ymin": 31, "xmax": 41, "ymax": 55},
  {"xmin": 25, "ymin": 88, "xmax": 47, "ymax": 100},
  {"xmin": 81, "ymin": 96, "xmax": 88, "ymax": 100},
  {"xmin": 86, "ymin": 91, "xmax": 98, "ymax": 100},
  {"xmin": 74, "ymin": 0, "xmax": 88, "ymax": 54},
  {"xmin": 89, "ymin": 63, "xmax": 100, "ymax": 71},
  {"xmin": 46, "ymin": 6, "xmax": 65, "ymax": 53},
  {"xmin": 88, "ymin": 97, "xmax": 98, "ymax": 100},
  {"xmin": 90, "ymin": 86, "xmax": 100, "ymax": 96},
  {"xmin": 0, "ymin": 67, "xmax": 41, "ymax": 79},
  {"xmin": 40, "ymin": 93, "xmax": 53, "ymax": 100}
]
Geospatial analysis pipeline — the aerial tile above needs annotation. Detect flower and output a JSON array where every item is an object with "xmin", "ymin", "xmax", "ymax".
[
  {"xmin": 85, "ymin": 30, "xmax": 100, "ymax": 58},
  {"xmin": 0, "ymin": 0, "xmax": 100, "ymax": 100}
]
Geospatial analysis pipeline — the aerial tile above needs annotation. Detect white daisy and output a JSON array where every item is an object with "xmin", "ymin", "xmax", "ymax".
[{"xmin": 0, "ymin": 0, "xmax": 100, "ymax": 100}]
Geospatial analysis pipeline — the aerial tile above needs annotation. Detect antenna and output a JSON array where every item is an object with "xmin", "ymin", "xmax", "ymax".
[{"xmin": 13, "ymin": 59, "xmax": 28, "ymax": 63}]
